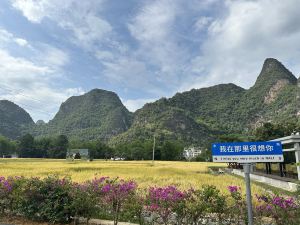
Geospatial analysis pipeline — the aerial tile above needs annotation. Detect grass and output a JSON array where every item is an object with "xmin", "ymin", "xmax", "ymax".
[{"xmin": 0, "ymin": 158, "xmax": 265, "ymax": 194}]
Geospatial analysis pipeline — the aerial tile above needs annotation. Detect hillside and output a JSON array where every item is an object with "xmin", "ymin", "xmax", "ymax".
[
  {"xmin": 1, "ymin": 58, "xmax": 300, "ymax": 146},
  {"xmin": 0, "ymin": 100, "xmax": 34, "ymax": 139},
  {"xmin": 109, "ymin": 98, "xmax": 216, "ymax": 146},
  {"xmin": 235, "ymin": 58, "xmax": 299, "ymax": 130},
  {"xmin": 110, "ymin": 58, "xmax": 300, "ymax": 146},
  {"xmin": 32, "ymin": 89, "xmax": 133, "ymax": 141}
]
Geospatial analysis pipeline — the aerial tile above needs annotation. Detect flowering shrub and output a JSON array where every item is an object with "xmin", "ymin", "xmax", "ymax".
[
  {"xmin": 0, "ymin": 176, "xmax": 14, "ymax": 214},
  {"xmin": 227, "ymin": 185, "xmax": 247, "ymax": 224},
  {"xmin": 184, "ymin": 185, "xmax": 227, "ymax": 225},
  {"xmin": 92, "ymin": 177, "xmax": 137, "ymax": 225},
  {"xmin": 256, "ymin": 193, "xmax": 300, "ymax": 225},
  {"xmin": 17, "ymin": 176, "xmax": 74, "ymax": 223},
  {"xmin": 71, "ymin": 182, "xmax": 97, "ymax": 224},
  {"xmin": 146, "ymin": 185, "xmax": 187, "ymax": 224},
  {"xmin": 0, "ymin": 175, "xmax": 299, "ymax": 225}
]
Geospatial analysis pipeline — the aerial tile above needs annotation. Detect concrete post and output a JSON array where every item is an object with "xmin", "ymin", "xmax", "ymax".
[{"xmin": 294, "ymin": 143, "xmax": 300, "ymax": 180}]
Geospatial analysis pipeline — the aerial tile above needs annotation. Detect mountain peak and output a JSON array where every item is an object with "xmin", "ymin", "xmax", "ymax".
[
  {"xmin": 42, "ymin": 88, "xmax": 133, "ymax": 141},
  {"xmin": 87, "ymin": 88, "xmax": 116, "ymax": 95},
  {"xmin": 0, "ymin": 100, "xmax": 34, "ymax": 139},
  {"xmin": 0, "ymin": 100, "xmax": 34, "ymax": 124},
  {"xmin": 254, "ymin": 58, "xmax": 297, "ymax": 86}
]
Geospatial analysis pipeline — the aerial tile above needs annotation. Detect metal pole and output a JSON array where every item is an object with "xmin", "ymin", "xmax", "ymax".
[
  {"xmin": 244, "ymin": 163, "xmax": 254, "ymax": 225},
  {"xmin": 294, "ymin": 143, "xmax": 300, "ymax": 180},
  {"xmin": 152, "ymin": 135, "xmax": 156, "ymax": 165}
]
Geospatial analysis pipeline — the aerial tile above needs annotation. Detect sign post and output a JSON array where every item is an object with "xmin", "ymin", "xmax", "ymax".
[
  {"xmin": 212, "ymin": 141, "xmax": 283, "ymax": 225},
  {"xmin": 243, "ymin": 163, "xmax": 253, "ymax": 225}
]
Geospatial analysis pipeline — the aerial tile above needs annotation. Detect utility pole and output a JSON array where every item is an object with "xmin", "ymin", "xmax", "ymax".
[{"xmin": 152, "ymin": 134, "xmax": 156, "ymax": 165}]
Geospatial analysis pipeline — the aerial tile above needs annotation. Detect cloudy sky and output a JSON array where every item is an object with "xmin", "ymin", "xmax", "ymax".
[{"xmin": 0, "ymin": 0, "xmax": 300, "ymax": 122}]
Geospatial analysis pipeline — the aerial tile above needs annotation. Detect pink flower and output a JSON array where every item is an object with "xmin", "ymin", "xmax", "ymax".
[{"xmin": 227, "ymin": 185, "xmax": 240, "ymax": 193}]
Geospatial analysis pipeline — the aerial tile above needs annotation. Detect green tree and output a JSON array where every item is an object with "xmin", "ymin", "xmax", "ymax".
[
  {"xmin": 194, "ymin": 149, "xmax": 212, "ymax": 162},
  {"xmin": 0, "ymin": 136, "xmax": 16, "ymax": 157},
  {"xmin": 48, "ymin": 135, "xmax": 69, "ymax": 158},
  {"xmin": 34, "ymin": 137, "xmax": 51, "ymax": 158},
  {"xmin": 254, "ymin": 123, "xmax": 284, "ymax": 141},
  {"xmin": 161, "ymin": 141, "xmax": 183, "ymax": 161},
  {"xmin": 18, "ymin": 133, "xmax": 35, "ymax": 158}
]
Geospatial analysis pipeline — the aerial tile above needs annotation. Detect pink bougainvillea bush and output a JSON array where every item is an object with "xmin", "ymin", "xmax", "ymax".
[
  {"xmin": 0, "ymin": 176, "xmax": 299, "ymax": 225},
  {"xmin": 255, "ymin": 193, "xmax": 300, "ymax": 225}
]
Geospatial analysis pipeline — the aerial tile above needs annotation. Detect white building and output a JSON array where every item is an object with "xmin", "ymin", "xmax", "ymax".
[{"xmin": 183, "ymin": 147, "xmax": 202, "ymax": 160}]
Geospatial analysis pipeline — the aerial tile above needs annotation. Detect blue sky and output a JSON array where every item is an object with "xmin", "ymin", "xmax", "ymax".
[{"xmin": 0, "ymin": 0, "xmax": 300, "ymax": 122}]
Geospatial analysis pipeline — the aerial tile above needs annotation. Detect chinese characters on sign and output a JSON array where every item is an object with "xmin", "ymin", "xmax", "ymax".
[{"xmin": 212, "ymin": 141, "xmax": 283, "ymax": 163}]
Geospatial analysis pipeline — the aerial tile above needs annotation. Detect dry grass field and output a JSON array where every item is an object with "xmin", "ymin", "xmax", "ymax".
[{"xmin": 0, "ymin": 159, "xmax": 264, "ymax": 193}]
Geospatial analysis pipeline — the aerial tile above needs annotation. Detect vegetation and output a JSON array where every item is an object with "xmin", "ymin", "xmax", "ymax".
[
  {"xmin": 30, "ymin": 89, "xmax": 133, "ymax": 142},
  {"xmin": 0, "ymin": 135, "xmax": 17, "ymax": 157},
  {"xmin": 0, "ymin": 160, "xmax": 264, "ymax": 192},
  {"xmin": 0, "ymin": 100, "xmax": 34, "ymax": 139},
  {"xmin": 1, "ymin": 58, "xmax": 300, "ymax": 148},
  {"xmin": 0, "ymin": 175, "xmax": 299, "ymax": 225},
  {"xmin": 113, "ymin": 58, "xmax": 300, "ymax": 146}
]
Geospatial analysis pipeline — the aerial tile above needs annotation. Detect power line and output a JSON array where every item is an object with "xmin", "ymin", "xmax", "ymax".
[
  {"xmin": 13, "ymin": 101, "xmax": 54, "ymax": 116},
  {"xmin": 0, "ymin": 84, "xmax": 48, "ymax": 104},
  {"xmin": 0, "ymin": 84, "xmax": 55, "ymax": 116}
]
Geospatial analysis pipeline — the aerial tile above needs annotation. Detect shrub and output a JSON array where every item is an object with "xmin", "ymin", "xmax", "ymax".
[
  {"xmin": 227, "ymin": 185, "xmax": 247, "ymax": 224},
  {"xmin": 92, "ymin": 177, "xmax": 137, "ymax": 225},
  {"xmin": 17, "ymin": 176, "xmax": 74, "ymax": 223},
  {"xmin": 255, "ymin": 193, "xmax": 300, "ymax": 225},
  {"xmin": 0, "ymin": 176, "xmax": 14, "ymax": 215},
  {"xmin": 71, "ymin": 182, "xmax": 98, "ymax": 224},
  {"xmin": 1, "ymin": 175, "xmax": 300, "ymax": 225},
  {"xmin": 146, "ymin": 185, "xmax": 187, "ymax": 225},
  {"xmin": 184, "ymin": 185, "xmax": 227, "ymax": 225}
]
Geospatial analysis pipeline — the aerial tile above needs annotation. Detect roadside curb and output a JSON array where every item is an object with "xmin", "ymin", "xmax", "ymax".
[{"xmin": 79, "ymin": 218, "xmax": 138, "ymax": 225}]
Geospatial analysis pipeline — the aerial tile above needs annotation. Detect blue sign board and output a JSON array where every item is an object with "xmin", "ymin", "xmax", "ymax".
[{"xmin": 212, "ymin": 141, "xmax": 283, "ymax": 163}]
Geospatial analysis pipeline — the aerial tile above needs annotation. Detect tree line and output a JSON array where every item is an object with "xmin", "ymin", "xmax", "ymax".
[
  {"xmin": 0, "ymin": 134, "xmax": 70, "ymax": 158},
  {"xmin": 0, "ymin": 134, "xmax": 186, "ymax": 160},
  {"xmin": 1, "ymin": 121, "xmax": 297, "ymax": 160}
]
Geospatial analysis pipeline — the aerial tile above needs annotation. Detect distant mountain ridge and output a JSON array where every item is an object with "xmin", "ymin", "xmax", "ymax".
[
  {"xmin": 31, "ymin": 89, "xmax": 133, "ymax": 141},
  {"xmin": 109, "ymin": 58, "xmax": 300, "ymax": 145},
  {"xmin": 0, "ymin": 100, "xmax": 34, "ymax": 139},
  {"xmin": 1, "ymin": 58, "xmax": 299, "ymax": 145}
]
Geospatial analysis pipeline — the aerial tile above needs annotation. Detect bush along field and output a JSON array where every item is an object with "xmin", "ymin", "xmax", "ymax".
[{"xmin": 0, "ymin": 176, "xmax": 299, "ymax": 225}]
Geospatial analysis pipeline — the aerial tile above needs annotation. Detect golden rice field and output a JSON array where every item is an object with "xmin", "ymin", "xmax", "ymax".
[{"xmin": 0, "ymin": 159, "xmax": 264, "ymax": 194}]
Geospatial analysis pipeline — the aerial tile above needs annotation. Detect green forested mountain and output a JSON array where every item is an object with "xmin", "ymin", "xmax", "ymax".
[
  {"xmin": 234, "ymin": 58, "xmax": 298, "ymax": 131},
  {"xmin": 109, "ymin": 83, "xmax": 245, "ymax": 146},
  {"xmin": 1, "ymin": 58, "xmax": 300, "ymax": 146},
  {"xmin": 0, "ymin": 100, "xmax": 34, "ymax": 139},
  {"xmin": 110, "ymin": 58, "xmax": 300, "ymax": 146},
  {"xmin": 31, "ymin": 89, "xmax": 133, "ymax": 141}
]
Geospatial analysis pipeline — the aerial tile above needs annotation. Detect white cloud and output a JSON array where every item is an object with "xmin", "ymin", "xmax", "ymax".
[
  {"xmin": 0, "ymin": 27, "xmax": 79, "ymax": 122},
  {"xmin": 181, "ymin": 0, "xmax": 300, "ymax": 91},
  {"xmin": 11, "ymin": 0, "xmax": 112, "ymax": 48},
  {"xmin": 14, "ymin": 38, "xmax": 29, "ymax": 46},
  {"xmin": 102, "ymin": 56, "xmax": 165, "ymax": 95},
  {"xmin": 0, "ymin": 84, "xmax": 85, "ymax": 122},
  {"xmin": 40, "ymin": 45, "xmax": 70, "ymax": 68},
  {"xmin": 7, "ymin": 0, "xmax": 300, "ymax": 118},
  {"xmin": 0, "ymin": 28, "xmax": 30, "ymax": 47},
  {"xmin": 125, "ymin": 0, "xmax": 190, "ymax": 90},
  {"xmin": 0, "ymin": 49, "xmax": 51, "ymax": 94},
  {"xmin": 128, "ymin": 0, "xmax": 177, "ymax": 42},
  {"xmin": 0, "ymin": 48, "xmax": 73, "ymax": 121},
  {"xmin": 0, "ymin": 29, "xmax": 13, "ymax": 42},
  {"xmin": 194, "ymin": 16, "xmax": 213, "ymax": 31},
  {"xmin": 11, "ymin": 0, "xmax": 47, "ymax": 23},
  {"xmin": 95, "ymin": 50, "xmax": 114, "ymax": 61},
  {"xmin": 122, "ymin": 98, "xmax": 157, "ymax": 112}
]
